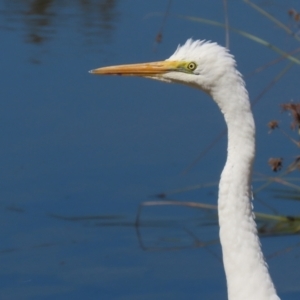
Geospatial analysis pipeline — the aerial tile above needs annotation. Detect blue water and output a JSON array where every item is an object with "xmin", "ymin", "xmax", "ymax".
[{"xmin": 1, "ymin": 1, "xmax": 300, "ymax": 299}]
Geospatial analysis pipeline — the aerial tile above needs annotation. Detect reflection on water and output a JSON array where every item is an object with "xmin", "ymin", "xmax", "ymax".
[
  {"xmin": 1, "ymin": 203, "xmax": 220, "ymax": 256},
  {"xmin": 1, "ymin": 195, "xmax": 300, "ymax": 298},
  {"xmin": 3, "ymin": 199, "xmax": 298, "ymax": 257},
  {"xmin": 1, "ymin": 0, "xmax": 119, "ymax": 55}
]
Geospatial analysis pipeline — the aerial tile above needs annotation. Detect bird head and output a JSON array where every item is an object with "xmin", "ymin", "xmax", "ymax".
[{"xmin": 90, "ymin": 39, "xmax": 238, "ymax": 95}]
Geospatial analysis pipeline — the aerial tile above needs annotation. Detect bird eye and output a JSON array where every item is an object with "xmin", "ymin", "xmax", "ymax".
[{"xmin": 187, "ymin": 62, "xmax": 197, "ymax": 71}]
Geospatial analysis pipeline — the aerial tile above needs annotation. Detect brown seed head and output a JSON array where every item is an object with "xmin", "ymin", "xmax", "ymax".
[
  {"xmin": 281, "ymin": 103, "xmax": 300, "ymax": 130},
  {"xmin": 267, "ymin": 120, "xmax": 279, "ymax": 131},
  {"xmin": 268, "ymin": 158, "xmax": 283, "ymax": 172}
]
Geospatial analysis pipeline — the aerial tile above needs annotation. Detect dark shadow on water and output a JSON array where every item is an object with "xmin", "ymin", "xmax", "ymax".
[{"xmin": 1, "ymin": 0, "xmax": 120, "ymax": 62}]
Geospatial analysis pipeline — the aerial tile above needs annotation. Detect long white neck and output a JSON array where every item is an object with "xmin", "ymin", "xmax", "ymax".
[{"xmin": 211, "ymin": 73, "xmax": 280, "ymax": 300}]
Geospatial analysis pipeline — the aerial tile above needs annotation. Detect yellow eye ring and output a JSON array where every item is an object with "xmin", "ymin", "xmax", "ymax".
[{"xmin": 187, "ymin": 62, "xmax": 197, "ymax": 71}]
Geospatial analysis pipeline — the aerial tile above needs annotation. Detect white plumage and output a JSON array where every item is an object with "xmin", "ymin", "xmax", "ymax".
[{"xmin": 90, "ymin": 39, "xmax": 280, "ymax": 300}]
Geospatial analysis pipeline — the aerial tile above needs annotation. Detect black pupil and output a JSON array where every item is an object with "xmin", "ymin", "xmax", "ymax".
[{"xmin": 189, "ymin": 63, "xmax": 194, "ymax": 69}]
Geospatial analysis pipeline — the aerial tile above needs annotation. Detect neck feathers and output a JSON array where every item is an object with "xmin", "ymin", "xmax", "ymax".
[{"xmin": 212, "ymin": 73, "xmax": 280, "ymax": 300}]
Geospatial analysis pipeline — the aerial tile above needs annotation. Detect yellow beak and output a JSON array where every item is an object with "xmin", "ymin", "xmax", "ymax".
[{"xmin": 89, "ymin": 60, "xmax": 180, "ymax": 76}]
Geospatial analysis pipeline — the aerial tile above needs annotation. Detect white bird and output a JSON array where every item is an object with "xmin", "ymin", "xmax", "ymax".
[{"xmin": 90, "ymin": 39, "xmax": 280, "ymax": 300}]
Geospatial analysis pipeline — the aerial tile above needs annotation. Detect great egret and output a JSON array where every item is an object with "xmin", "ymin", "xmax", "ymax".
[{"xmin": 90, "ymin": 39, "xmax": 280, "ymax": 300}]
